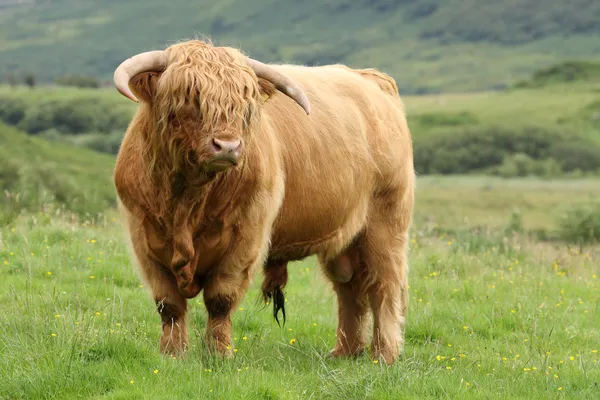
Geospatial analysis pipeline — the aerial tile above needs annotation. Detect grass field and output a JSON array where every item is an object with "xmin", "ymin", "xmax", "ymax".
[{"xmin": 1, "ymin": 177, "xmax": 599, "ymax": 399}]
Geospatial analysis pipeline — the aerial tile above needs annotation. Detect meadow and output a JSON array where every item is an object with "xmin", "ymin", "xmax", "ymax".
[{"xmin": 1, "ymin": 176, "xmax": 599, "ymax": 399}]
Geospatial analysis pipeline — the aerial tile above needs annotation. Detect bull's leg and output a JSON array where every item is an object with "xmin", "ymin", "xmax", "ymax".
[
  {"xmin": 155, "ymin": 281, "xmax": 188, "ymax": 355},
  {"xmin": 202, "ymin": 266, "xmax": 252, "ymax": 356},
  {"xmin": 139, "ymin": 260, "xmax": 189, "ymax": 355},
  {"xmin": 124, "ymin": 218, "xmax": 189, "ymax": 355},
  {"xmin": 323, "ymin": 247, "xmax": 370, "ymax": 358},
  {"xmin": 362, "ymin": 185, "xmax": 413, "ymax": 365}
]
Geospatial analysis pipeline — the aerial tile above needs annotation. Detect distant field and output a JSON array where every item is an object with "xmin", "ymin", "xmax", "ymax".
[
  {"xmin": 415, "ymin": 175, "xmax": 600, "ymax": 230},
  {"xmin": 1, "ymin": 0, "xmax": 599, "ymax": 93},
  {"xmin": 1, "ymin": 180, "xmax": 598, "ymax": 398},
  {"xmin": 405, "ymin": 82, "xmax": 600, "ymax": 142}
]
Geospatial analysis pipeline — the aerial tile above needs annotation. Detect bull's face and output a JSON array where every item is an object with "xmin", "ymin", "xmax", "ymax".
[
  {"xmin": 113, "ymin": 40, "xmax": 311, "ymax": 177},
  {"xmin": 165, "ymin": 102, "xmax": 247, "ymax": 174}
]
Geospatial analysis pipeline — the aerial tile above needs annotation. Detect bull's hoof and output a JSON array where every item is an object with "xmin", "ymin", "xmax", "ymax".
[
  {"xmin": 370, "ymin": 346, "xmax": 400, "ymax": 365},
  {"xmin": 329, "ymin": 345, "xmax": 365, "ymax": 359},
  {"xmin": 159, "ymin": 338, "xmax": 188, "ymax": 357}
]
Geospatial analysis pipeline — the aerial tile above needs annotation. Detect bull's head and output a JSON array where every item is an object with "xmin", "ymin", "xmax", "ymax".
[{"xmin": 113, "ymin": 41, "xmax": 310, "ymax": 176}]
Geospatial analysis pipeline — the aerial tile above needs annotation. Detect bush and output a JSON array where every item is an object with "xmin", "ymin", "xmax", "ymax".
[
  {"xmin": 490, "ymin": 153, "xmax": 563, "ymax": 178},
  {"xmin": 55, "ymin": 75, "xmax": 100, "ymax": 88},
  {"xmin": 547, "ymin": 140, "xmax": 600, "ymax": 172},
  {"xmin": 558, "ymin": 202, "xmax": 600, "ymax": 245},
  {"xmin": 0, "ymin": 94, "xmax": 132, "ymax": 135},
  {"xmin": 414, "ymin": 111, "xmax": 479, "ymax": 127},
  {"xmin": 68, "ymin": 131, "xmax": 124, "ymax": 154},
  {"xmin": 0, "ymin": 96, "xmax": 27, "ymax": 125},
  {"xmin": 413, "ymin": 126, "xmax": 600, "ymax": 175},
  {"xmin": 514, "ymin": 61, "xmax": 600, "ymax": 88}
]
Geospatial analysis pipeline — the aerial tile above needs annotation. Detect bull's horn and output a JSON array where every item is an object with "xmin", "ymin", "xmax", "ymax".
[
  {"xmin": 113, "ymin": 50, "xmax": 169, "ymax": 102},
  {"xmin": 246, "ymin": 58, "xmax": 311, "ymax": 115}
]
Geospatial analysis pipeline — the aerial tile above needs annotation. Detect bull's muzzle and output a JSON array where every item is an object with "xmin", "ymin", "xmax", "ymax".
[{"xmin": 206, "ymin": 138, "xmax": 242, "ymax": 172}]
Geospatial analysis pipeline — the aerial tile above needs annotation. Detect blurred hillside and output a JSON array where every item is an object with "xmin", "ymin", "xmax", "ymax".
[
  {"xmin": 0, "ymin": 122, "xmax": 116, "ymax": 221},
  {"xmin": 0, "ymin": 0, "xmax": 599, "ymax": 94}
]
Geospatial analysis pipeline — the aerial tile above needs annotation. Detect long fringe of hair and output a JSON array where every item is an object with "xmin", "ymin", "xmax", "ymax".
[{"xmin": 139, "ymin": 40, "xmax": 264, "ymax": 222}]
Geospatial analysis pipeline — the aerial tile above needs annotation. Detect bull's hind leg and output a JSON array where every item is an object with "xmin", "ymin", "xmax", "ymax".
[
  {"xmin": 362, "ymin": 184, "xmax": 413, "ymax": 365},
  {"xmin": 322, "ymin": 247, "xmax": 370, "ymax": 358}
]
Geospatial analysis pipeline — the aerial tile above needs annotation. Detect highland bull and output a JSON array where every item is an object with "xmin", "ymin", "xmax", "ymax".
[{"xmin": 112, "ymin": 39, "xmax": 414, "ymax": 364}]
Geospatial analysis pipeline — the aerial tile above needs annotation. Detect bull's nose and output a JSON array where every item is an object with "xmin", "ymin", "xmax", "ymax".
[{"xmin": 211, "ymin": 138, "xmax": 242, "ymax": 157}]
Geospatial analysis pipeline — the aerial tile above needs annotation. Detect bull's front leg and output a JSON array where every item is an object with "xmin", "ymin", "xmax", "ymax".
[{"xmin": 202, "ymin": 263, "xmax": 254, "ymax": 355}]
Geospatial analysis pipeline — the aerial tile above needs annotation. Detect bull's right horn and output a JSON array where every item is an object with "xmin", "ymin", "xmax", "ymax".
[
  {"xmin": 113, "ymin": 50, "xmax": 169, "ymax": 102},
  {"xmin": 246, "ymin": 58, "xmax": 311, "ymax": 115}
]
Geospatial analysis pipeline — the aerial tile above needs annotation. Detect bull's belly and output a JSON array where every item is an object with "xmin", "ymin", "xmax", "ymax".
[{"xmin": 267, "ymin": 196, "xmax": 370, "ymax": 262}]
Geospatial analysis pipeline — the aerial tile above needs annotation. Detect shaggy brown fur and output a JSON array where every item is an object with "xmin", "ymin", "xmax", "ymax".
[{"xmin": 114, "ymin": 39, "xmax": 414, "ymax": 365}]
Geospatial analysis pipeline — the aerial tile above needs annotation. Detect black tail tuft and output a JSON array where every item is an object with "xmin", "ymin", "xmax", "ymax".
[{"xmin": 272, "ymin": 286, "xmax": 286, "ymax": 327}]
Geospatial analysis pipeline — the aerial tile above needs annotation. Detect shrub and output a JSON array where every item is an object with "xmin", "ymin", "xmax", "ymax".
[
  {"xmin": 414, "ymin": 111, "xmax": 478, "ymax": 127},
  {"xmin": 0, "ymin": 94, "xmax": 133, "ymax": 135},
  {"xmin": 55, "ymin": 75, "xmax": 100, "ymax": 88},
  {"xmin": 490, "ymin": 153, "xmax": 563, "ymax": 178},
  {"xmin": 515, "ymin": 61, "xmax": 600, "ymax": 88},
  {"xmin": 547, "ymin": 140, "xmax": 600, "ymax": 172},
  {"xmin": 412, "ymin": 125, "xmax": 599, "ymax": 175},
  {"xmin": 557, "ymin": 202, "xmax": 600, "ymax": 245},
  {"xmin": 68, "ymin": 131, "xmax": 123, "ymax": 154},
  {"xmin": 0, "ymin": 96, "xmax": 27, "ymax": 125}
]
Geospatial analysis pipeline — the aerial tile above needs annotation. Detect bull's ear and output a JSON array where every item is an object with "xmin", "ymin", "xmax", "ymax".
[
  {"xmin": 257, "ymin": 77, "xmax": 277, "ymax": 103},
  {"xmin": 129, "ymin": 72, "xmax": 161, "ymax": 103}
]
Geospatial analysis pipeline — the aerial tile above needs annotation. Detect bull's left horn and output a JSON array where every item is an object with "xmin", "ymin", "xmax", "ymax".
[
  {"xmin": 113, "ymin": 50, "xmax": 169, "ymax": 102},
  {"xmin": 246, "ymin": 58, "xmax": 311, "ymax": 115}
]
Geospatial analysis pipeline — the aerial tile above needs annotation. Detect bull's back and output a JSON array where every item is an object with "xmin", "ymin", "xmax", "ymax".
[{"xmin": 262, "ymin": 64, "xmax": 409, "ymax": 260}]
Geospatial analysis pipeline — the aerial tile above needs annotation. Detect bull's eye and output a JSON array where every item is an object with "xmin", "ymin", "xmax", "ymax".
[{"xmin": 168, "ymin": 113, "xmax": 180, "ymax": 127}]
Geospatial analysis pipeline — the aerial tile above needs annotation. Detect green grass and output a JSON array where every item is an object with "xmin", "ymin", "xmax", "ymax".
[
  {"xmin": 405, "ymin": 82, "xmax": 600, "ymax": 141},
  {"xmin": 1, "ymin": 177, "xmax": 599, "ymax": 399},
  {"xmin": 415, "ymin": 175, "xmax": 600, "ymax": 230},
  {"xmin": 0, "ymin": 0, "xmax": 599, "ymax": 93}
]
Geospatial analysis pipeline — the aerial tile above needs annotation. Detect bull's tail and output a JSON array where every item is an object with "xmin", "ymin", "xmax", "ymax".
[{"xmin": 261, "ymin": 260, "xmax": 288, "ymax": 326}]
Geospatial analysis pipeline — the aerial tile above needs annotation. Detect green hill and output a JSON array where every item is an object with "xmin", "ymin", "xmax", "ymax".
[
  {"xmin": 2, "ymin": 71, "xmax": 600, "ymax": 178},
  {"xmin": 0, "ymin": 122, "xmax": 116, "ymax": 222},
  {"xmin": 0, "ymin": 0, "xmax": 599, "ymax": 93}
]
